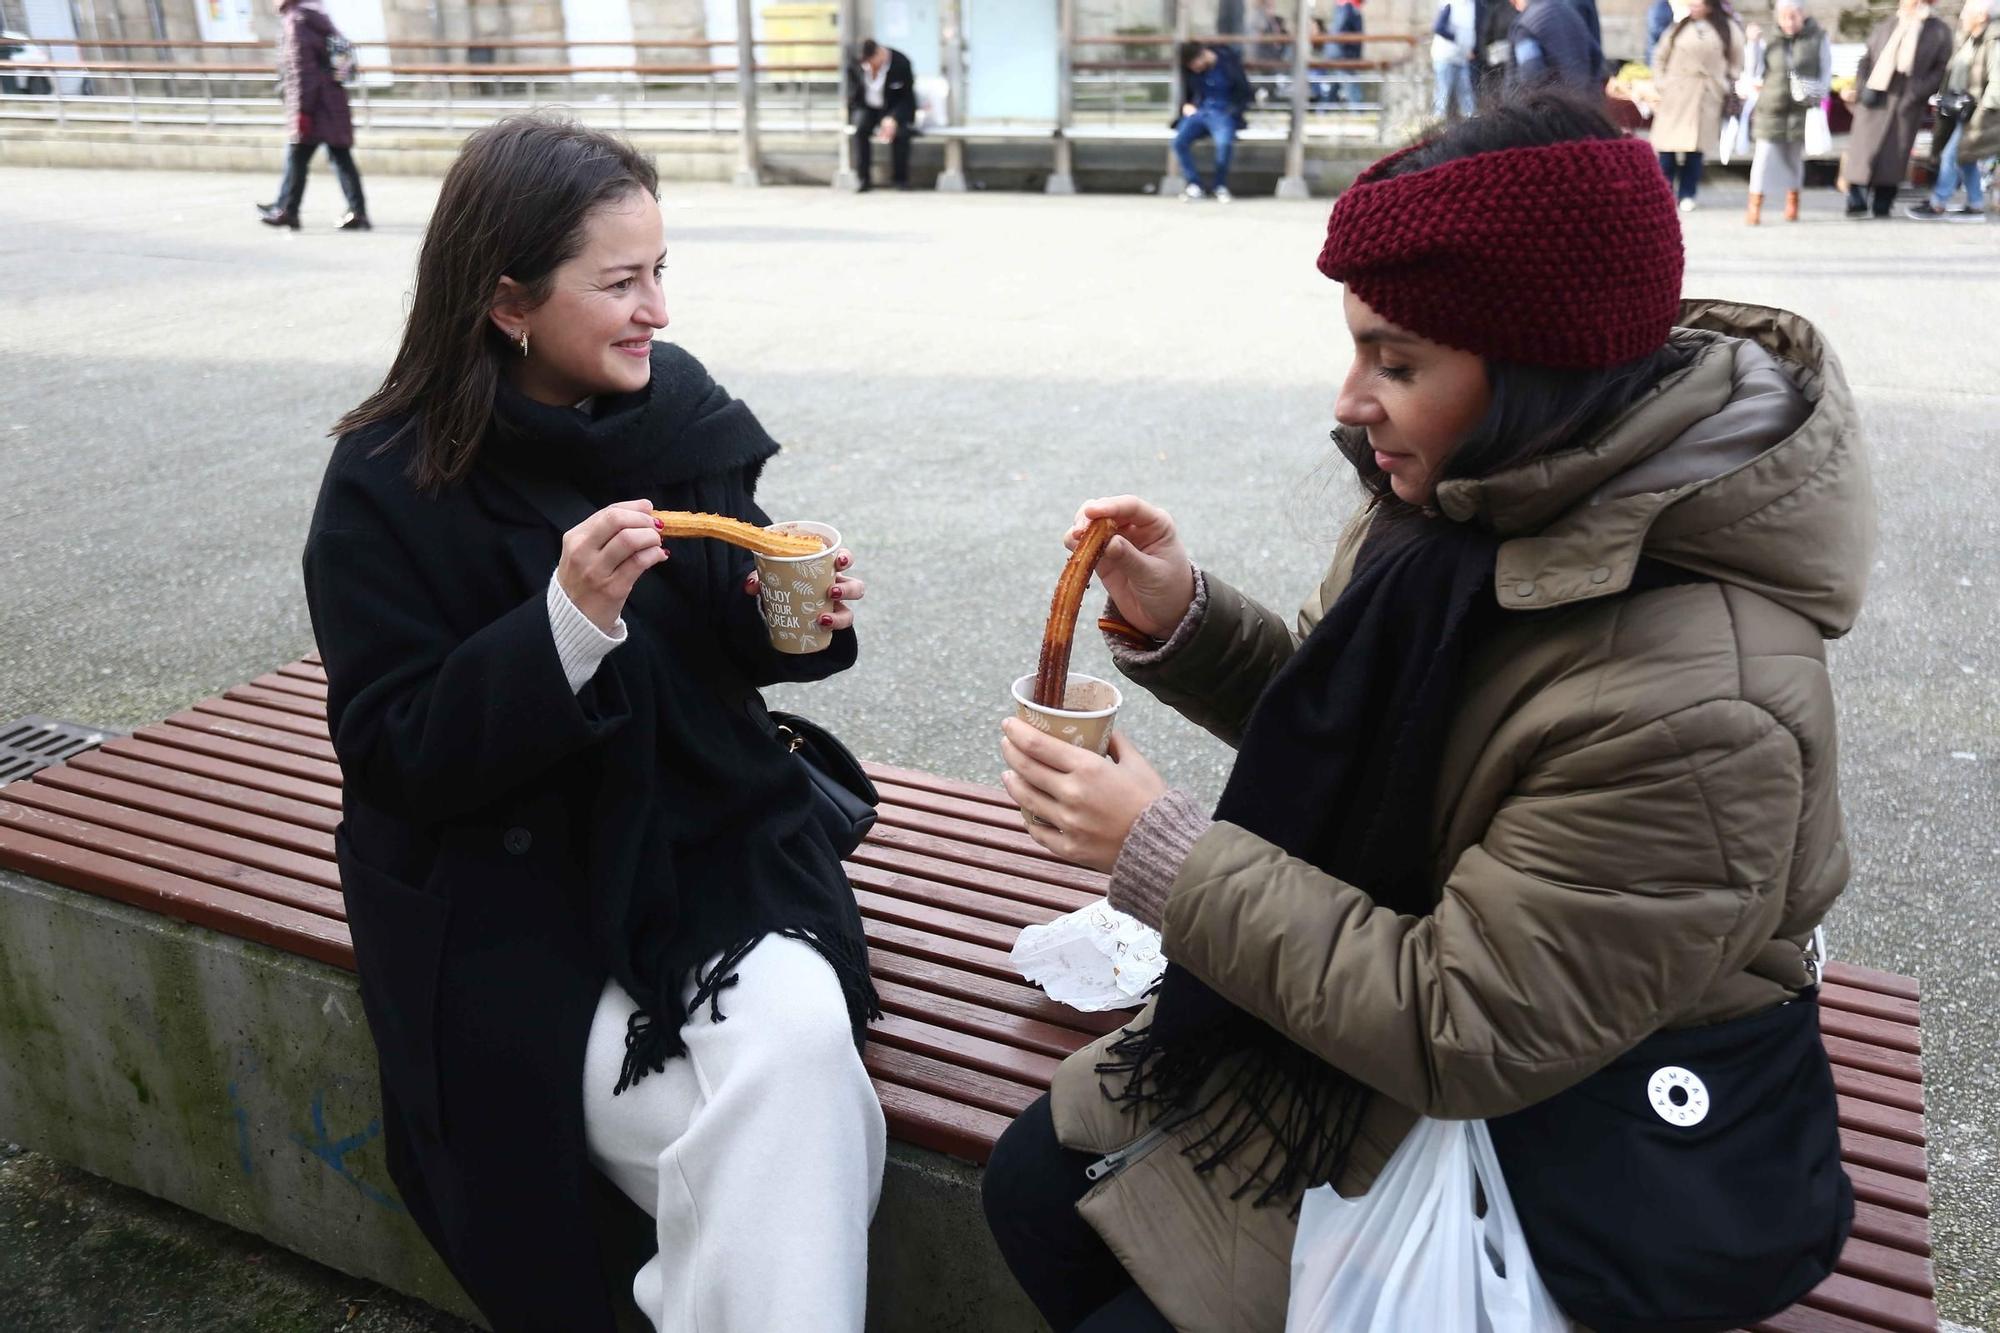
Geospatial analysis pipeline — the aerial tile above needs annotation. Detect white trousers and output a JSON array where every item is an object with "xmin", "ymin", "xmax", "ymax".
[
  {"xmin": 582, "ymin": 937, "xmax": 886, "ymax": 1332},
  {"xmin": 1749, "ymin": 138, "xmax": 1807, "ymax": 195}
]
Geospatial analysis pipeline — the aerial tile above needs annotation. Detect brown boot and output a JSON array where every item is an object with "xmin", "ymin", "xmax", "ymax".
[
  {"xmin": 1745, "ymin": 192, "xmax": 1763, "ymax": 225},
  {"xmin": 1784, "ymin": 190, "xmax": 1800, "ymax": 221}
]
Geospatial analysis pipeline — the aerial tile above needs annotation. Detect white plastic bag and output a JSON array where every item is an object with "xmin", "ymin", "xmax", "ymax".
[
  {"xmin": 1804, "ymin": 102, "xmax": 1833, "ymax": 158},
  {"xmin": 1010, "ymin": 899, "xmax": 1165, "ymax": 1011},
  {"xmin": 1287, "ymin": 1117, "xmax": 1569, "ymax": 1333}
]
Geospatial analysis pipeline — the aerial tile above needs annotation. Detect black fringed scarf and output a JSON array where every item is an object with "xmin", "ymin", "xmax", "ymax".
[
  {"xmin": 1099, "ymin": 513, "xmax": 1501, "ymax": 1207},
  {"xmin": 484, "ymin": 346, "xmax": 878, "ymax": 1096}
]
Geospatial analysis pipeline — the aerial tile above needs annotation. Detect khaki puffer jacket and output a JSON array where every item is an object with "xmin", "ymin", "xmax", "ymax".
[{"xmin": 1047, "ymin": 301, "xmax": 1874, "ymax": 1333}]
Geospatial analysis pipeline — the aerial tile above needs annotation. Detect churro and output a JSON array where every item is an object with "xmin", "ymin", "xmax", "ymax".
[
  {"xmin": 652, "ymin": 511, "xmax": 826, "ymax": 558},
  {"xmin": 1034, "ymin": 518, "xmax": 1117, "ymax": 709}
]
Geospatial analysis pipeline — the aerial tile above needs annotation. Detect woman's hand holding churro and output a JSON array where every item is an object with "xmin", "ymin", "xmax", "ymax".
[{"xmin": 1066, "ymin": 496, "xmax": 1197, "ymax": 641}]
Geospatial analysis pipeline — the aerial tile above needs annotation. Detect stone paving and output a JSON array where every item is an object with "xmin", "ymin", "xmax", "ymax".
[{"xmin": 0, "ymin": 163, "xmax": 1995, "ymax": 1329}]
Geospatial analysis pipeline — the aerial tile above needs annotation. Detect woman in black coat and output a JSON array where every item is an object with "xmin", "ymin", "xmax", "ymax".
[
  {"xmin": 259, "ymin": 0, "xmax": 367, "ymax": 230},
  {"xmin": 302, "ymin": 115, "xmax": 884, "ymax": 1332}
]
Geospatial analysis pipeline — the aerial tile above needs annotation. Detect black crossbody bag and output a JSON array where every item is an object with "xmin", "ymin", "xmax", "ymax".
[
  {"xmin": 487, "ymin": 464, "xmax": 877, "ymax": 858},
  {"xmin": 1486, "ymin": 962, "xmax": 1853, "ymax": 1333}
]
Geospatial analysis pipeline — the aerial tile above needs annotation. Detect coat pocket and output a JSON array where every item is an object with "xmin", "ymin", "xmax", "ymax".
[{"xmin": 335, "ymin": 829, "xmax": 452, "ymax": 1143}]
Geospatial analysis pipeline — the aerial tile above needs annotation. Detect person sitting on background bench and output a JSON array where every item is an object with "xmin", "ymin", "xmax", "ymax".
[
  {"xmin": 1173, "ymin": 39, "xmax": 1252, "ymax": 202},
  {"xmin": 847, "ymin": 39, "xmax": 918, "ymax": 191},
  {"xmin": 303, "ymin": 114, "xmax": 882, "ymax": 1333}
]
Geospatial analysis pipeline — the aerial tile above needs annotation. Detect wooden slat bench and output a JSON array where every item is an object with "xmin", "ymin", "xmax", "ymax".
[{"xmin": 0, "ymin": 658, "xmax": 1939, "ymax": 1333}]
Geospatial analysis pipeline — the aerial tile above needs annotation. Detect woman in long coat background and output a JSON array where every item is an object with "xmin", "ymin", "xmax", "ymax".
[
  {"xmin": 1651, "ymin": 0, "xmax": 1743, "ymax": 210},
  {"xmin": 258, "ymin": 0, "xmax": 368, "ymax": 231},
  {"xmin": 1839, "ymin": 0, "xmax": 1951, "ymax": 217}
]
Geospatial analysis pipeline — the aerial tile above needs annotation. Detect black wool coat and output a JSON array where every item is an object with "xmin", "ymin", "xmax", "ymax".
[{"xmin": 301, "ymin": 344, "xmax": 859, "ymax": 1330}]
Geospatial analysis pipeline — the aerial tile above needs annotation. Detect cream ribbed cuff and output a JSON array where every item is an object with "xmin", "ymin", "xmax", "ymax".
[
  {"xmin": 546, "ymin": 572, "xmax": 627, "ymax": 694},
  {"xmin": 1108, "ymin": 788, "xmax": 1212, "ymax": 932}
]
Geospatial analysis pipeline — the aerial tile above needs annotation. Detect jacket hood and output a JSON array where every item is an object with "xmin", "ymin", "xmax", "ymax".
[{"xmin": 1434, "ymin": 299, "xmax": 1874, "ymax": 637}]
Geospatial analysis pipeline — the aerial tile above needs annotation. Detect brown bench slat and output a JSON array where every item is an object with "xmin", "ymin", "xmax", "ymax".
[
  {"xmin": 0, "ymin": 825, "xmax": 352, "ymax": 967},
  {"xmin": 1819, "ymin": 984, "xmax": 1921, "ymax": 1028},
  {"xmin": 67, "ymin": 752, "xmax": 342, "ymax": 831},
  {"xmin": 863, "ymin": 1043, "xmax": 1040, "ymax": 1120},
  {"xmin": 192, "ymin": 697, "xmax": 338, "ymax": 743},
  {"xmin": 30, "ymin": 767, "xmax": 337, "ymax": 857},
  {"xmin": 1821, "ymin": 962, "xmax": 1921, "ymax": 1003},
  {"xmin": 867, "ymin": 1012, "xmax": 1063, "ymax": 1089},
  {"xmin": 873, "ymin": 1079, "xmax": 1013, "ymax": 1165},
  {"xmin": 867, "ymin": 948, "xmax": 1125, "ymax": 1037},
  {"xmin": 873, "ymin": 803, "xmax": 1067, "ymax": 864},
  {"xmin": 1835, "ymin": 1095, "xmax": 1925, "ymax": 1148},
  {"xmin": 1831, "ymin": 1235, "xmax": 1935, "ymax": 1298},
  {"xmin": 860, "ymin": 822, "xmax": 1108, "ymax": 895},
  {"xmin": 1821, "ymin": 1031, "xmax": 1923, "ymax": 1083},
  {"xmin": 1797, "ymin": 1270, "xmax": 1937, "ymax": 1333},
  {"xmin": 278, "ymin": 662, "xmax": 329, "ymax": 686},
  {"xmin": 874, "ymin": 977, "xmax": 1105, "ymax": 1059},
  {"xmin": 848, "ymin": 846, "xmax": 1099, "ymax": 919},
  {"xmin": 1849, "ymin": 1197, "xmax": 1933, "ymax": 1257},
  {"xmin": 1755, "ymin": 1302, "xmax": 1920, "ymax": 1333},
  {"xmin": 853, "ymin": 886, "xmax": 1021, "ymax": 953},
  {"xmin": 850, "ymin": 864, "xmax": 1070, "ymax": 932},
  {"xmin": 0, "ymin": 784, "xmax": 340, "ymax": 890},
  {"xmin": 165, "ymin": 706, "xmax": 337, "ymax": 761},
  {"xmin": 223, "ymin": 684, "xmax": 331, "ymax": 722},
  {"xmin": 89, "ymin": 739, "xmax": 340, "ymax": 810},
  {"xmin": 1831, "ymin": 1062, "xmax": 1924, "ymax": 1115},
  {"xmin": 871, "ymin": 779, "xmax": 1030, "ymax": 835},
  {"xmin": 1818, "ymin": 1006, "xmax": 1922, "ymax": 1056},
  {"xmin": 1838, "ymin": 1126, "xmax": 1929, "ymax": 1180},
  {"xmin": 145, "ymin": 718, "xmax": 341, "ymax": 778},
  {"xmin": 1844, "ymin": 1161, "xmax": 1931, "ymax": 1218},
  {"xmin": 0, "ymin": 801, "xmax": 344, "ymax": 919},
  {"xmin": 250, "ymin": 671, "xmax": 329, "ymax": 702},
  {"xmin": 863, "ymin": 918, "xmax": 1022, "ymax": 984},
  {"xmin": 865, "ymin": 762, "xmax": 1018, "ymax": 810}
]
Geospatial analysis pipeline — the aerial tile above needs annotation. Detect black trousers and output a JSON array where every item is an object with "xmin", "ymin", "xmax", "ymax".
[
  {"xmin": 851, "ymin": 108, "xmax": 912, "ymax": 186},
  {"xmin": 981, "ymin": 1094, "xmax": 1174, "ymax": 1333},
  {"xmin": 1846, "ymin": 182, "xmax": 1898, "ymax": 217},
  {"xmin": 278, "ymin": 139, "xmax": 366, "ymax": 215}
]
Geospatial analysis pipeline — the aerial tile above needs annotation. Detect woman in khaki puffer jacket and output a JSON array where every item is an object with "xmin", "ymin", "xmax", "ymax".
[{"xmin": 986, "ymin": 91, "xmax": 1872, "ymax": 1333}]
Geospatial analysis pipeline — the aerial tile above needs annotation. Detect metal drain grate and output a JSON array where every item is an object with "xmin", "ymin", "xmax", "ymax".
[{"xmin": 0, "ymin": 717, "xmax": 118, "ymax": 787}]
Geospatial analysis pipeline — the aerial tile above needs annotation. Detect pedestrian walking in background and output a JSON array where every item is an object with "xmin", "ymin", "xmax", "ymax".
[
  {"xmin": 1509, "ymin": 0, "xmax": 1602, "ymax": 96},
  {"xmin": 1652, "ymin": 0, "xmax": 1744, "ymax": 210},
  {"xmin": 984, "ymin": 85, "xmax": 1867, "ymax": 1333},
  {"xmin": 1433, "ymin": 0, "xmax": 1479, "ymax": 117},
  {"xmin": 1746, "ymin": 0, "xmax": 1832, "ymax": 223},
  {"xmin": 259, "ymin": 0, "xmax": 367, "ymax": 231},
  {"xmin": 1330, "ymin": 0, "xmax": 1366, "ymax": 104},
  {"xmin": 846, "ymin": 39, "xmax": 918, "ymax": 191},
  {"xmin": 1840, "ymin": 0, "xmax": 1951, "ymax": 217},
  {"xmin": 1647, "ymin": 0, "xmax": 1680, "ymax": 58},
  {"xmin": 1906, "ymin": 0, "xmax": 1996, "ymax": 219},
  {"xmin": 1172, "ymin": 39, "xmax": 1252, "ymax": 201}
]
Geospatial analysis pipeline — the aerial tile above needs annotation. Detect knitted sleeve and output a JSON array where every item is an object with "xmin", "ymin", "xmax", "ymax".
[
  {"xmin": 1107, "ymin": 789, "xmax": 1214, "ymax": 931},
  {"xmin": 1104, "ymin": 567, "xmax": 1211, "ymax": 671},
  {"xmin": 546, "ymin": 572, "xmax": 627, "ymax": 693}
]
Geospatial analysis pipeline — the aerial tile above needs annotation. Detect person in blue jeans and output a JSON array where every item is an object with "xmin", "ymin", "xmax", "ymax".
[
  {"xmin": 1173, "ymin": 40, "xmax": 1252, "ymax": 201},
  {"xmin": 1908, "ymin": 0, "xmax": 1994, "ymax": 219}
]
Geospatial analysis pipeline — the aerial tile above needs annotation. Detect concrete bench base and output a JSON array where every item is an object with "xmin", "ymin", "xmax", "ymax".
[{"xmin": 0, "ymin": 868, "xmax": 1042, "ymax": 1332}]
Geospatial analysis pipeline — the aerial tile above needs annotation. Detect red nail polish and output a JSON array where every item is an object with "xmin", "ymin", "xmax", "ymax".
[
  {"xmin": 819, "ymin": 614, "xmax": 835, "ymax": 628},
  {"xmin": 828, "ymin": 587, "xmax": 842, "ymax": 600}
]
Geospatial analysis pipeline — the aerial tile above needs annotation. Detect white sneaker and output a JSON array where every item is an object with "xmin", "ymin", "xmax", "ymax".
[
  {"xmin": 1678, "ymin": 197, "xmax": 1698, "ymax": 214},
  {"xmin": 1182, "ymin": 183, "xmax": 1207, "ymax": 201},
  {"xmin": 1214, "ymin": 186, "xmax": 1234, "ymax": 203}
]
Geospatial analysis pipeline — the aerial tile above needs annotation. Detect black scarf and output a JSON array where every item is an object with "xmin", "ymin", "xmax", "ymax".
[
  {"xmin": 1100, "ymin": 514, "xmax": 1501, "ymax": 1206},
  {"xmin": 484, "ymin": 348, "xmax": 878, "ymax": 1094}
]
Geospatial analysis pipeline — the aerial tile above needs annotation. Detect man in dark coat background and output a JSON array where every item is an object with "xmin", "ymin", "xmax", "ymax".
[
  {"xmin": 846, "ymin": 38, "xmax": 919, "ymax": 191},
  {"xmin": 1840, "ymin": 0, "xmax": 1953, "ymax": 216},
  {"xmin": 1508, "ymin": 0, "xmax": 1603, "ymax": 93},
  {"xmin": 259, "ymin": 0, "xmax": 368, "ymax": 230}
]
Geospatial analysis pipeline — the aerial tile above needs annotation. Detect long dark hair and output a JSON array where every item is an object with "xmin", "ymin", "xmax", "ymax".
[
  {"xmin": 1333, "ymin": 89, "xmax": 1692, "ymax": 520},
  {"xmin": 334, "ymin": 115, "xmax": 658, "ymax": 491}
]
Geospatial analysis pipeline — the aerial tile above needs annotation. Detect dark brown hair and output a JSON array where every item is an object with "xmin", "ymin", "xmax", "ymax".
[
  {"xmin": 334, "ymin": 114, "xmax": 658, "ymax": 491},
  {"xmin": 1335, "ymin": 88, "xmax": 1691, "ymax": 517}
]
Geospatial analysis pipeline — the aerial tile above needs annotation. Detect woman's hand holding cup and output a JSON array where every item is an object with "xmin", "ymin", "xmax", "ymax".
[
  {"xmin": 743, "ymin": 545, "xmax": 864, "ymax": 637},
  {"xmin": 558, "ymin": 499, "xmax": 669, "ymax": 634},
  {"xmin": 1067, "ymin": 496, "xmax": 1196, "ymax": 640}
]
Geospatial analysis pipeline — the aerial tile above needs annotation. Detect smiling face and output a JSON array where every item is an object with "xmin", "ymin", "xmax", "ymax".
[
  {"xmin": 1336, "ymin": 289, "xmax": 1493, "ymax": 507},
  {"xmin": 492, "ymin": 188, "xmax": 668, "ymax": 406}
]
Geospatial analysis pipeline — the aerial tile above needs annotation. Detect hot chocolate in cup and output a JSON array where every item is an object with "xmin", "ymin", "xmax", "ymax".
[
  {"xmin": 754, "ymin": 521, "xmax": 842, "ymax": 655},
  {"xmin": 1010, "ymin": 673, "xmax": 1124, "ymax": 828}
]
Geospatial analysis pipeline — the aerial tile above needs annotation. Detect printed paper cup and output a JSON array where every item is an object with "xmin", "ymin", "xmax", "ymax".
[
  {"xmin": 755, "ymin": 521, "xmax": 841, "ymax": 654},
  {"xmin": 1010, "ymin": 673, "xmax": 1123, "ymax": 828}
]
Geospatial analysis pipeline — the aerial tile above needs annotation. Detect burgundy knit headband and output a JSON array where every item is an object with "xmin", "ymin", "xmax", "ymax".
[{"xmin": 1317, "ymin": 136, "xmax": 1685, "ymax": 369}]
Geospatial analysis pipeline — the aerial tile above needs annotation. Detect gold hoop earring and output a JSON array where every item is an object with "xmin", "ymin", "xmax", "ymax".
[{"xmin": 517, "ymin": 329, "xmax": 530, "ymax": 358}]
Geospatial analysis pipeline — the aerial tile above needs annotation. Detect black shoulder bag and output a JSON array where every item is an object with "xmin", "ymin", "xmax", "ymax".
[
  {"xmin": 485, "ymin": 463, "xmax": 877, "ymax": 859},
  {"xmin": 1486, "ymin": 946, "xmax": 1854, "ymax": 1333}
]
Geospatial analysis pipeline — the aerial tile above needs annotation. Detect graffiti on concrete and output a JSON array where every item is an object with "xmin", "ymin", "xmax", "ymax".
[{"xmin": 290, "ymin": 1088, "xmax": 404, "ymax": 1213}]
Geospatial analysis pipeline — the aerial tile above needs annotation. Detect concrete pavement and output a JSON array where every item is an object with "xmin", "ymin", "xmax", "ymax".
[{"xmin": 0, "ymin": 163, "xmax": 1995, "ymax": 1328}]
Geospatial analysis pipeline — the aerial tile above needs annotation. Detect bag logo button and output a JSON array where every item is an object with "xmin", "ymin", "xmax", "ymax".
[
  {"xmin": 502, "ymin": 827, "xmax": 533, "ymax": 855},
  {"xmin": 1647, "ymin": 1066, "xmax": 1710, "ymax": 1127}
]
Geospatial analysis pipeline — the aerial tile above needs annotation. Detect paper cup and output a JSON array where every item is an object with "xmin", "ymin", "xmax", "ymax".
[
  {"xmin": 754, "ymin": 521, "xmax": 842, "ymax": 655},
  {"xmin": 1011, "ymin": 673, "xmax": 1123, "ymax": 828}
]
